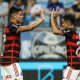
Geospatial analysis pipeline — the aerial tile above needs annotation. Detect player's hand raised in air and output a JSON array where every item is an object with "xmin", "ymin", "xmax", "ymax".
[
  {"xmin": 51, "ymin": 8, "xmax": 59, "ymax": 19},
  {"xmin": 39, "ymin": 9, "xmax": 45, "ymax": 21}
]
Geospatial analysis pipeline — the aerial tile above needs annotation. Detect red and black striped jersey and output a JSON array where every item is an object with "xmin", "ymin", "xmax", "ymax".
[
  {"xmin": 62, "ymin": 28, "xmax": 80, "ymax": 69},
  {"xmin": 1, "ymin": 22, "xmax": 21, "ymax": 66}
]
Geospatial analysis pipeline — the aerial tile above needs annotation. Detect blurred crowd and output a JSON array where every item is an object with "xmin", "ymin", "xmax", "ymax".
[{"xmin": 0, "ymin": 0, "xmax": 80, "ymax": 28}]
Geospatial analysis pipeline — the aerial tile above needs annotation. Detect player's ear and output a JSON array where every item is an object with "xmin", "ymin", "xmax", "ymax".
[{"xmin": 12, "ymin": 13, "xmax": 17, "ymax": 19}]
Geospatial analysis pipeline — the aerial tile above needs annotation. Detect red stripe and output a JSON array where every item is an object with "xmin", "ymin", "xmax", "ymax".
[
  {"xmin": 66, "ymin": 41, "xmax": 78, "ymax": 47},
  {"xmin": 68, "ymin": 56, "xmax": 78, "ymax": 58},
  {"xmin": 4, "ymin": 26, "xmax": 9, "ymax": 33},
  {"xmin": 5, "ymin": 43, "xmax": 20, "ymax": 48},
  {"xmin": 6, "ymin": 36, "xmax": 20, "ymax": 40},
  {"xmin": 69, "ymin": 62, "xmax": 80, "ymax": 64},
  {"xmin": 1, "ymin": 62, "xmax": 15, "ymax": 63},
  {"xmin": 1, "ymin": 56, "xmax": 18, "ymax": 59},
  {"xmin": 67, "ymin": 49, "xmax": 76, "ymax": 53},
  {"xmin": 72, "ymin": 34, "xmax": 79, "ymax": 40},
  {"xmin": 5, "ymin": 50, "xmax": 19, "ymax": 54}
]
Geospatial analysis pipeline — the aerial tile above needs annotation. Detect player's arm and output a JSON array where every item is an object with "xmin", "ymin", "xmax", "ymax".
[
  {"xmin": 17, "ymin": 9, "xmax": 45, "ymax": 33},
  {"xmin": 51, "ymin": 9, "xmax": 63, "ymax": 35}
]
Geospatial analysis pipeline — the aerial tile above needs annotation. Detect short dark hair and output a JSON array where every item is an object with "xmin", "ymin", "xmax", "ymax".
[
  {"xmin": 62, "ymin": 14, "xmax": 75, "ymax": 25},
  {"xmin": 9, "ymin": 7, "xmax": 22, "ymax": 17}
]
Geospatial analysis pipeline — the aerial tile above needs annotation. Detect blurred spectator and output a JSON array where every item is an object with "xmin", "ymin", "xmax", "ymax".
[
  {"xmin": 46, "ymin": 0, "xmax": 64, "ymax": 15},
  {"xmin": 9, "ymin": 0, "xmax": 16, "ymax": 9},
  {"xmin": 0, "ymin": 0, "xmax": 9, "ymax": 55},
  {"xmin": 0, "ymin": 0, "xmax": 9, "ymax": 26},
  {"xmin": 14, "ymin": 0, "xmax": 25, "ymax": 10},
  {"xmin": 24, "ymin": 0, "xmax": 36, "ymax": 24},
  {"xmin": 24, "ymin": 0, "xmax": 43, "ymax": 24},
  {"xmin": 69, "ymin": 0, "xmax": 80, "ymax": 26},
  {"xmin": 4, "ymin": 0, "xmax": 15, "ymax": 9},
  {"xmin": 45, "ymin": 0, "xmax": 64, "ymax": 27}
]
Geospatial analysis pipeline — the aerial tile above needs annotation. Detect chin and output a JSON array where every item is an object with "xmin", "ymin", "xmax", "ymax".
[
  {"xmin": 19, "ymin": 21, "xmax": 23, "ymax": 23},
  {"xmin": 63, "ymin": 26, "xmax": 68, "ymax": 29},
  {"xmin": 21, "ymin": 21, "xmax": 23, "ymax": 23}
]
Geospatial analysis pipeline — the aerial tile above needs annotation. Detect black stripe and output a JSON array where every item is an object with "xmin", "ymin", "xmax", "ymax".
[
  {"xmin": 6, "ymin": 33, "xmax": 20, "ymax": 36},
  {"xmin": 1, "ymin": 58, "xmax": 19, "ymax": 64},
  {"xmin": 3, "ymin": 52, "xmax": 11, "ymax": 56},
  {"xmin": 5, "ymin": 46, "xmax": 12, "ymax": 51},
  {"xmin": 5, "ymin": 46, "xmax": 20, "ymax": 51},
  {"xmin": 72, "ymin": 46, "xmax": 77, "ymax": 50},
  {"xmin": 72, "ymin": 64, "xmax": 80, "ymax": 69},
  {"xmin": 72, "ymin": 58, "xmax": 80, "ymax": 62},
  {"xmin": 5, "ymin": 40, "xmax": 20, "ymax": 45},
  {"xmin": 14, "ymin": 46, "xmax": 20, "ymax": 51},
  {"xmin": 14, "ymin": 40, "xmax": 20, "ymax": 44},
  {"xmin": 3, "ymin": 52, "xmax": 19, "ymax": 57},
  {"xmin": 5, "ymin": 40, "xmax": 13, "ymax": 44},
  {"xmin": 13, "ymin": 53, "xmax": 19, "ymax": 57},
  {"xmin": 71, "ymin": 39, "xmax": 79, "ymax": 43}
]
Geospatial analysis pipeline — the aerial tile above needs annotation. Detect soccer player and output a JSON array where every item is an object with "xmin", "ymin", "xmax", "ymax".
[
  {"xmin": 1, "ymin": 7, "xmax": 45, "ymax": 80},
  {"xmin": 51, "ymin": 9, "xmax": 80, "ymax": 80}
]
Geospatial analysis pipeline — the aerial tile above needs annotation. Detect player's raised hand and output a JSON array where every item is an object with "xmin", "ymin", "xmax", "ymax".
[
  {"xmin": 39, "ymin": 9, "xmax": 45, "ymax": 21},
  {"xmin": 51, "ymin": 8, "xmax": 59, "ymax": 19}
]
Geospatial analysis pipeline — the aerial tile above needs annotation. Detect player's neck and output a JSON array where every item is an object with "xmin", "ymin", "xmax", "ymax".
[
  {"xmin": 68, "ymin": 25, "xmax": 74, "ymax": 29},
  {"xmin": 10, "ymin": 19, "xmax": 19, "ymax": 25}
]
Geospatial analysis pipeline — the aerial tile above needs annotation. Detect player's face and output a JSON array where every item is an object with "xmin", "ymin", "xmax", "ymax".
[
  {"xmin": 15, "ymin": 11, "xmax": 23, "ymax": 23},
  {"xmin": 62, "ymin": 19, "xmax": 69, "ymax": 29}
]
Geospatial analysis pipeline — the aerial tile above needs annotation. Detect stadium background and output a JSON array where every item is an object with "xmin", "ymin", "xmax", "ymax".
[{"xmin": 0, "ymin": 0, "xmax": 80, "ymax": 80}]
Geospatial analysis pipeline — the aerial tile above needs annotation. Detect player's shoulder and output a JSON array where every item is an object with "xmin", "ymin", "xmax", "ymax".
[{"xmin": 8, "ymin": 22, "xmax": 21, "ymax": 29}]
